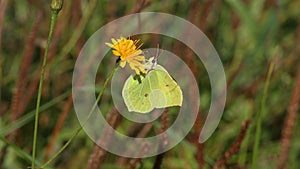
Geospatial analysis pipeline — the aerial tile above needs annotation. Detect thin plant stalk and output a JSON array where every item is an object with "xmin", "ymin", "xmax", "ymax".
[
  {"xmin": 31, "ymin": 1, "xmax": 63, "ymax": 168},
  {"xmin": 41, "ymin": 63, "xmax": 119, "ymax": 168},
  {"xmin": 251, "ymin": 60, "xmax": 275, "ymax": 169},
  {"xmin": 0, "ymin": 136, "xmax": 52, "ymax": 169}
]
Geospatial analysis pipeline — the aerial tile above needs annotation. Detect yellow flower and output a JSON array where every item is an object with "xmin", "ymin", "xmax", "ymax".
[{"xmin": 105, "ymin": 37, "xmax": 146, "ymax": 75}]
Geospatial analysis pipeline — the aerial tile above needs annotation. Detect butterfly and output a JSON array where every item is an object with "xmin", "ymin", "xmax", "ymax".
[{"xmin": 122, "ymin": 46, "xmax": 183, "ymax": 113}]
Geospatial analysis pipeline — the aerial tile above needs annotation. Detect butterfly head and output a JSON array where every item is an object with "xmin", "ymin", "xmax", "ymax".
[
  {"xmin": 143, "ymin": 56, "xmax": 158, "ymax": 72},
  {"xmin": 143, "ymin": 44, "xmax": 161, "ymax": 73}
]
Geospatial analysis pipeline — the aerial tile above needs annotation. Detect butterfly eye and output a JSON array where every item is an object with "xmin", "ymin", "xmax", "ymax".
[{"xmin": 152, "ymin": 60, "xmax": 156, "ymax": 64}]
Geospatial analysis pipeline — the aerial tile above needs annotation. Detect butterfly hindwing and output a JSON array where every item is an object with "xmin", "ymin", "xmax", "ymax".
[{"xmin": 122, "ymin": 75, "xmax": 152, "ymax": 113}]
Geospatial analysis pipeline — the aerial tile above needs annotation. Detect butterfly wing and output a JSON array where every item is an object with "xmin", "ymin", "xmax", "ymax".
[
  {"xmin": 122, "ymin": 74, "xmax": 153, "ymax": 113},
  {"xmin": 122, "ymin": 65, "xmax": 182, "ymax": 113},
  {"xmin": 151, "ymin": 65, "xmax": 183, "ymax": 108}
]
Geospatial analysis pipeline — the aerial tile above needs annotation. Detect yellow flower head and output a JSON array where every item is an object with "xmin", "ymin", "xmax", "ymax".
[{"xmin": 105, "ymin": 37, "xmax": 146, "ymax": 75}]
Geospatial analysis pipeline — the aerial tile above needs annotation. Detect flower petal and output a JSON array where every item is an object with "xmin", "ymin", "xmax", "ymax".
[
  {"xmin": 105, "ymin": 42, "xmax": 114, "ymax": 48},
  {"xmin": 111, "ymin": 38, "xmax": 118, "ymax": 44},
  {"xmin": 120, "ymin": 60, "xmax": 126, "ymax": 68},
  {"xmin": 112, "ymin": 50, "xmax": 121, "ymax": 57},
  {"xmin": 106, "ymin": 36, "xmax": 146, "ymax": 74}
]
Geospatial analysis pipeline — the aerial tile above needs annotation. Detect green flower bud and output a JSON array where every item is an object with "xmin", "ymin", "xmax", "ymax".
[{"xmin": 51, "ymin": 0, "xmax": 63, "ymax": 12}]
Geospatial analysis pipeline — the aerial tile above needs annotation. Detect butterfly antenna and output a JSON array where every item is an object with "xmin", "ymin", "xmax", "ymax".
[
  {"xmin": 149, "ymin": 44, "xmax": 161, "ymax": 70},
  {"xmin": 154, "ymin": 43, "xmax": 160, "ymax": 62}
]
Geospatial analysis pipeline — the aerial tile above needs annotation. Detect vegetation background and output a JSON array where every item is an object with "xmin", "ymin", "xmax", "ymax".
[{"xmin": 0, "ymin": 0, "xmax": 299, "ymax": 169}]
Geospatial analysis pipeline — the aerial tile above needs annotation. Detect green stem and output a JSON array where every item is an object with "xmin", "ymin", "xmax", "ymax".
[
  {"xmin": 251, "ymin": 61, "xmax": 275, "ymax": 169},
  {"xmin": 31, "ymin": 1, "xmax": 62, "ymax": 168},
  {"xmin": 0, "ymin": 90, "xmax": 70, "ymax": 136},
  {"xmin": 41, "ymin": 63, "xmax": 119, "ymax": 168},
  {"xmin": 0, "ymin": 136, "xmax": 53, "ymax": 169}
]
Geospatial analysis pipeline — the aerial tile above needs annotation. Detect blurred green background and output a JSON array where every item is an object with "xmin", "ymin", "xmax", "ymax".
[{"xmin": 0, "ymin": 0, "xmax": 299, "ymax": 169}]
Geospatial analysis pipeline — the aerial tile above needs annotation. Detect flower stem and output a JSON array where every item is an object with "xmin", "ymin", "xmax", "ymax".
[
  {"xmin": 251, "ymin": 60, "xmax": 275, "ymax": 169},
  {"xmin": 31, "ymin": 2, "xmax": 62, "ymax": 168},
  {"xmin": 41, "ymin": 63, "xmax": 119, "ymax": 168}
]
